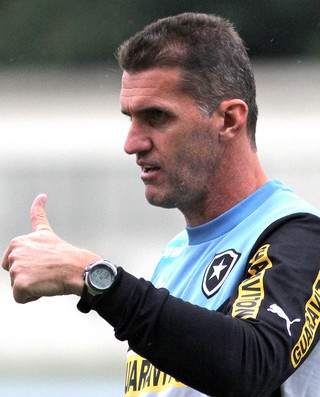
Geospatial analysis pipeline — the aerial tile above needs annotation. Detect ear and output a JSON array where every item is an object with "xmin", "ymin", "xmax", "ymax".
[{"xmin": 217, "ymin": 99, "xmax": 248, "ymax": 142}]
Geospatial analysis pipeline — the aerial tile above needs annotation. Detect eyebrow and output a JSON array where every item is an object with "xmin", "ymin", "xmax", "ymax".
[{"xmin": 121, "ymin": 106, "xmax": 168, "ymax": 118}]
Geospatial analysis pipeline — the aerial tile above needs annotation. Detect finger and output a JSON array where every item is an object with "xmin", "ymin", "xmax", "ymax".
[
  {"xmin": 2, "ymin": 244, "xmax": 11, "ymax": 271},
  {"xmin": 13, "ymin": 289, "xmax": 40, "ymax": 304},
  {"xmin": 2, "ymin": 235, "xmax": 21, "ymax": 271},
  {"xmin": 30, "ymin": 194, "xmax": 52, "ymax": 232}
]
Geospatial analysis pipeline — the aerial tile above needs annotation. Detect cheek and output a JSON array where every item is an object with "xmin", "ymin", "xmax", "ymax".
[
  {"xmin": 159, "ymin": 119, "xmax": 219, "ymax": 170},
  {"xmin": 180, "ymin": 130, "xmax": 220, "ymax": 173},
  {"xmin": 182, "ymin": 124, "xmax": 217, "ymax": 155}
]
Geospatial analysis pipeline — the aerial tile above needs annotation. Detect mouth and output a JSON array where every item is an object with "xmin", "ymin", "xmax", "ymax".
[
  {"xmin": 142, "ymin": 165, "xmax": 160, "ymax": 173},
  {"xmin": 140, "ymin": 164, "xmax": 162, "ymax": 182}
]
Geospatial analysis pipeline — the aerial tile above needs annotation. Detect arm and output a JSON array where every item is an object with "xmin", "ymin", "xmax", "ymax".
[
  {"xmin": 83, "ymin": 213, "xmax": 320, "ymax": 397},
  {"xmin": 2, "ymin": 196, "xmax": 320, "ymax": 396}
]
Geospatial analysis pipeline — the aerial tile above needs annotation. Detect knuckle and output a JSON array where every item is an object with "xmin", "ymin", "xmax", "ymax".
[
  {"xmin": 9, "ymin": 261, "xmax": 22, "ymax": 275},
  {"xmin": 8, "ymin": 249, "xmax": 19, "ymax": 262},
  {"xmin": 9, "ymin": 235, "xmax": 25, "ymax": 246},
  {"xmin": 7, "ymin": 236, "xmax": 26, "ymax": 256},
  {"xmin": 13, "ymin": 278, "xmax": 29, "ymax": 304}
]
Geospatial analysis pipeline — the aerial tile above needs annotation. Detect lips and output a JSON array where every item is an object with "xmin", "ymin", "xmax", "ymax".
[
  {"xmin": 143, "ymin": 165, "xmax": 160, "ymax": 173},
  {"xmin": 138, "ymin": 161, "xmax": 161, "ymax": 182}
]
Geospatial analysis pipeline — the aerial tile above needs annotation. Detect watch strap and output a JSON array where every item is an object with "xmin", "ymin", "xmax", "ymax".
[
  {"xmin": 77, "ymin": 266, "xmax": 122, "ymax": 314},
  {"xmin": 77, "ymin": 284, "xmax": 96, "ymax": 313}
]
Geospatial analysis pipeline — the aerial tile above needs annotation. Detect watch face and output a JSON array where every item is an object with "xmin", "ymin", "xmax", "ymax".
[{"xmin": 90, "ymin": 264, "xmax": 114, "ymax": 290}]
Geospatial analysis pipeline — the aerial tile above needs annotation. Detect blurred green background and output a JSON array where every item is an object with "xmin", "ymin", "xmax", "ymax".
[{"xmin": 0, "ymin": 0, "xmax": 319, "ymax": 66}]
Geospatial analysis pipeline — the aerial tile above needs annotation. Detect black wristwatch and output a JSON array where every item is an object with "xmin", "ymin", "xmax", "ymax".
[{"xmin": 84, "ymin": 259, "xmax": 118, "ymax": 296}]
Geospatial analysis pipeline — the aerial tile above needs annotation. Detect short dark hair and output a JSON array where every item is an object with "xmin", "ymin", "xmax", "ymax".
[{"xmin": 117, "ymin": 13, "xmax": 258, "ymax": 149}]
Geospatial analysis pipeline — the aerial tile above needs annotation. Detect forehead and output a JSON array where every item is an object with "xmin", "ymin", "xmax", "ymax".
[{"xmin": 120, "ymin": 67, "xmax": 188, "ymax": 112}]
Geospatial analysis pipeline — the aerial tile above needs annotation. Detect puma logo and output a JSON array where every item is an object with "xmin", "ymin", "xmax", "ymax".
[{"xmin": 267, "ymin": 304, "xmax": 301, "ymax": 336}]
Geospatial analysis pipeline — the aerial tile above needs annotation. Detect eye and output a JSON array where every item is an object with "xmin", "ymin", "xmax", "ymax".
[{"xmin": 147, "ymin": 109, "xmax": 170, "ymax": 127}]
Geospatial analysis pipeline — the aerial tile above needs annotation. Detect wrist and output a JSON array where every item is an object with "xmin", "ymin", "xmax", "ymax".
[
  {"xmin": 64, "ymin": 249, "xmax": 102, "ymax": 296},
  {"xmin": 77, "ymin": 259, "xmax": 119, "ymax": 313},
  {"xmin": 84, "ymin": 259, "xmax": 118, "ymax": 295}
]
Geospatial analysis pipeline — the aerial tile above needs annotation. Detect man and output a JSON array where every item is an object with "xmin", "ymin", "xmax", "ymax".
[{"xmin": 2, "ymin": 12, "xmax": 320, "ymax": 397}]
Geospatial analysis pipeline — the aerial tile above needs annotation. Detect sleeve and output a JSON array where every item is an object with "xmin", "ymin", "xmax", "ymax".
[{"xmin": 78, "ymin": 213, "xmax": 320, "ymax": 397}]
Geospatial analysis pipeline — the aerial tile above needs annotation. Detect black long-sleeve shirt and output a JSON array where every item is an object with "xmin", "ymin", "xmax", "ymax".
[{"xmin": 78, "ymin": 213, "xmax": 320, "ymax": 397}]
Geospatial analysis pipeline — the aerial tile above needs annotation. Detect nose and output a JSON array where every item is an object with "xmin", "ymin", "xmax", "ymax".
[{"xmin": 124, "ymin": 121, "xmax": 152, "ymax": 155}]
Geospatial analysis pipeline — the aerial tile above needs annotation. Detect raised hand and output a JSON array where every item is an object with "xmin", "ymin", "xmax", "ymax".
[{"xmin": 2, "ymin": 194, "xmax": 101, "ymax": 303}]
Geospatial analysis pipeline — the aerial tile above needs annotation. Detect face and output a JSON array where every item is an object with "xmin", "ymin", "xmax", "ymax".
[{"xmin": 120, "ymin": 67, "xmax": 223, "ymax": 215}]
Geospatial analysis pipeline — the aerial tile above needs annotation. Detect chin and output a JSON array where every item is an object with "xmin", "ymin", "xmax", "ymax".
[{"xmin": 145, "ymin": 192, "xmax": 178, "ymax": 209}]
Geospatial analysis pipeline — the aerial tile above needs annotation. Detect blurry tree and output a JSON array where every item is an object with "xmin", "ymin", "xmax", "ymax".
[{"xmin": 0, "ymin": 0, "xmax": 319, "ymax": 66}]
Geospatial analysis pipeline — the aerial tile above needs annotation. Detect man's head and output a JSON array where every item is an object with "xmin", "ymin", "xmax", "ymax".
[{"xmin": 117, "ymin": 12, "xmax": 258, "ymax": 149}]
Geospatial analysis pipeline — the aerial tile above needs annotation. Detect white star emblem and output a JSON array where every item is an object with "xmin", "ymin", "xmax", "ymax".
[{"xmin": 209, "ymin": 259, "xmax": 227, "ymax": 281}]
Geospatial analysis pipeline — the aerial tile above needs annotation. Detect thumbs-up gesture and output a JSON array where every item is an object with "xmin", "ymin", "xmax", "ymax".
[{"xmin": 2, "ymin": 194, "xmax": 101, "ymax": 303}]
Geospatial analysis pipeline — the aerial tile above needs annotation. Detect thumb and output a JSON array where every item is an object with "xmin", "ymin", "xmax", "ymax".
[{"xmin": 30, "ymin": 194, "xmax": 52, "ymax": 232}]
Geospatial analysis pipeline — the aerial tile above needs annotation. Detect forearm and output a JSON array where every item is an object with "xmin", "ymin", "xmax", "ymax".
[
  {"xmin": 84, "ymin": 268, "xmax": 287, "ymax": 397},
  {"xmin": 85, "ymin": 214, "xmax": 320, "ymax": 396}
]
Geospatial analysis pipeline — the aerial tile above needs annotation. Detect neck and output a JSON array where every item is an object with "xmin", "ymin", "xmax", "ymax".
[{"xmin": 182, "ymin": 149, "xmax": 268, "ymax": 227}]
